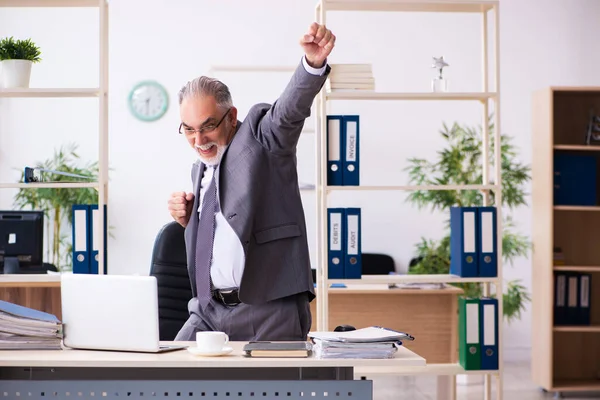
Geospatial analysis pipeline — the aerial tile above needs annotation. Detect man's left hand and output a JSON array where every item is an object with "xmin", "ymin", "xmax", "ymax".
[{"xmin": 300, "ymin": 22, "xmax": 335, "ymax": 68}]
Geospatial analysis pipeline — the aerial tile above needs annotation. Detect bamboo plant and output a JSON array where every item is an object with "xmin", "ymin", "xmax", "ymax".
[
  {"xmin": 13, "ymin": 144, "xmax": 98, "ymax": 271},
  {"xmin": 404, "ymin": 116, "xmax": 532, "ymax": 323}
]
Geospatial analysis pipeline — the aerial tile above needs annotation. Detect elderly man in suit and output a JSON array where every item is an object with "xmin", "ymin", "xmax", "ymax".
[{"xmin": 167, "ymin": 22, "xmax": 335, "ymax": 342}]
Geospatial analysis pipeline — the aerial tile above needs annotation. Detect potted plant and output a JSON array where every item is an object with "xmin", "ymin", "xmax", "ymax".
[
  {"xmin": 12, "ymin": 143, "xmax": 99, "ymax": 271},
  {"xmin": 404, "ymin": 116, "xmax": 532, "ymax": 324},
  {"xmin": 0, "ymin": 36, "xmax": 42, "ymax": 88}
]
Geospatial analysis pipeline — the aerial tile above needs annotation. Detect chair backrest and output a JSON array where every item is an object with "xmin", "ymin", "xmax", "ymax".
[
  {"xmin": 361, "ymin": 253, "xmax": 395, "ymax": 275},
  {"xmin": 311, "ymin": 253, "xmax": 396, "ymax": 283},
  {"xmin": 149, "ymin": 221, "xmax": 192, "ymax": 341}
]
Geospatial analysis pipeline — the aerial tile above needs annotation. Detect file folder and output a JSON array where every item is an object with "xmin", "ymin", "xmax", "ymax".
[
  {"xmin": 89, "ymin": 204, "xmax": 108, "ymax": 275},
  {"xmin": 480, "ymin": 298, "xmax": 498, "ymax": 370},
  {"xmin": 344, "ymin": 207, "xmax": 362, "ymax": 279},
  {"xmin": 327, "ymin": 116, "xmax": 344, "ymax": 186},
  {"xmin": 554, "ymin": 273, "xmax": 567, "ymax": 326},
  {"xmin": 342, "ymin": 115, "xmax": 360, "ymax": 186},
  {"xmin": 327, "ymin": 208, "xmax": 346, "ymax": 279},
  {"xmin": 459, "ymin": 297, "xmax": 481, "ymax": 370},
  {"xmin": 478, "ymin": 207, "xmax": 497, "ymax": 277},
  {"xmin": 72, "ymin": 204, "xmax": 90, "ymax": 274},
  {"xmin": 450, "ymin": 206, "xmax": 479, "ymax": 277},
  {"xmin": 578, "ymin": 274, "xmax": 591, "ymax": 325}
]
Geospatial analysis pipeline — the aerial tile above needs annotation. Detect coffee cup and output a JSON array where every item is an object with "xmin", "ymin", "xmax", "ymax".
[{"xmin": 196, "ymin": 331, "xmax": 229, "ymax": 352}]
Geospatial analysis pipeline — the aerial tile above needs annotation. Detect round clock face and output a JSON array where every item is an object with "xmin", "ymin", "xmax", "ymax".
[{"xmin": 128, "ymin": 80, "xmax": 169, "ymax": 122}]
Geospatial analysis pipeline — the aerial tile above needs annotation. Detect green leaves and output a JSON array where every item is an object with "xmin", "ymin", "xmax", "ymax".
[
  {"xmin": 0, "ymin": 36, "xmax": 42, "ymax": 63},
  {"xmin": 405, "ymin": 116, "xmax": 532, "ymax": 322},
  {"xmin": 13, "ymin": 143, "xmax": 98, "ymax": 270}
]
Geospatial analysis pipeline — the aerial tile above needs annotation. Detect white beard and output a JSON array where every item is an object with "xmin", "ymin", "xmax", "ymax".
[{"xmin": 196, "ymin": 142, "xmax": 226, "ymax": 166}]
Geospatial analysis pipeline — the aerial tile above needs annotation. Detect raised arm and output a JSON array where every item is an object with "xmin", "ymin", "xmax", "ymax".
[{"xmin": 255, "ymin": 23, "xmax": 336, "ymax": 155}]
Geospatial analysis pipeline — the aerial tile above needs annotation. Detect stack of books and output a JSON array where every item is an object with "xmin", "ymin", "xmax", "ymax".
[
  {"xmin": 0, "ymin": 300, "xmax": 63, "ymax": 350},
  {"xmin": 326, "ymin": 64, "xmax": 375, "ymax": 92},
  {"xmin": 308, "ymin": 326, "xmax": 414, "ymax": 359}
]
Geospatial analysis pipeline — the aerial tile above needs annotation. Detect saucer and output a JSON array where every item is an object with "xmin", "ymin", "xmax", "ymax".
[{"xmin": 187, "ymin": 345, "xmax": 233, "ymax": 357}]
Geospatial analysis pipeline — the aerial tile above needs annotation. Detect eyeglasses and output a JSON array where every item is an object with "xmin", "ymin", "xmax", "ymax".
[{"xmin": 179, "ymin": 108, "xmax": 231, "ymax": 136}]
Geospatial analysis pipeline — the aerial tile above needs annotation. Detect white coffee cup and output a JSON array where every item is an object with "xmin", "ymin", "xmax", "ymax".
[{"xmin": 196, "ymin": 331, "xmax": 229, "ymax": 352}]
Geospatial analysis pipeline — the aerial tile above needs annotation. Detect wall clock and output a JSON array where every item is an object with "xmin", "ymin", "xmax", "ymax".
[{"xmin": 128, "ymin": 80, "xmax": 169, "ymax": 122}]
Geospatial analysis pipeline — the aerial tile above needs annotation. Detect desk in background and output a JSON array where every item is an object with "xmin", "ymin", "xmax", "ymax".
[{"xmin": 310, "ymin": 284, "xmax": 462, "ymax": 364}]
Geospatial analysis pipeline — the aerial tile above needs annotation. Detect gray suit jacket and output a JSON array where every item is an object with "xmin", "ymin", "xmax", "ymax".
[{"xmin": 184, "ymin": 60, "xmax": 330, "ymax": 305}]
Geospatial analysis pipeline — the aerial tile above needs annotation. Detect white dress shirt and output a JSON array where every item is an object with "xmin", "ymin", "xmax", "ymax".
[{"xmin": 197, "ymin": 56, "xmax": 327, "ymax": 289}]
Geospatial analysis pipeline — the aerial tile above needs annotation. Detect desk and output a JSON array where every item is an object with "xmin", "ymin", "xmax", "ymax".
[{"xmin": 0, "ymin": 341, "xmax": 426, "ymax": 400}]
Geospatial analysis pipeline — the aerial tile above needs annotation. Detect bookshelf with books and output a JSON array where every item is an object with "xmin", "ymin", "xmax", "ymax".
[
  {"xmin": 0, "ymin": 0, "xmax": 109, "ymax": 278},
  {"xmin": 532, "ymin": 87, "xmax": 600, "ymax": 396},
  {"xmin": 313, "ymin": 0, "xmax": 502, "ymax": 399}
]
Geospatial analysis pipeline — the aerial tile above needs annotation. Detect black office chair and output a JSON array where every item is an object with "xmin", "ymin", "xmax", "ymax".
[
  {"xmin": 361, "ymin": 253, "xmax": 395, "ymax": 275},
  {"xmin": 149, "ymin": 221, "xmax": 192, "ymax": 341}
]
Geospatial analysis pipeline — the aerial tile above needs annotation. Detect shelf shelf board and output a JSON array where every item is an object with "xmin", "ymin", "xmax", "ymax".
[
  {"xmin": 552, "ymin": 380, "xmax": 600, "ymax": 392},
  {"xmin": 554, "ymin": 145, "xmax": 600, "ymax": 151},
  {"xmin": 355, "ymin": 363, "xmax": 498, "ymax": 376},
  {"xmin": 325, "ymin": 91, "xmax": 496, "ymax": 101},
  {"xmin": 321, "ymin": 0, "xmax": 496, "ymax": 13},
  {"xmin": 0, "ymin": 182, "xmax": 99, "ymax": 189},
  {"xmin": 554, "ymin": 265, "xmax": 600, "ymax": 272},
  {"xmin": 327, "ymin": 274, "xmax": 498, "ymax": 285},
  {"xmin": 0, "ymin": 88, "xmax": 100, "ymax": 98},
  {"xmin": 326, "ymin": 184, "xmax": 496, "ymax": 192},
  {"xmin": 0, "ymin": 0, "xmax": 99, "ymax": 6},
  {"xmin": 553, "ymin": 326, "xmax": 600, "ymax": 333},
  {"xmin": 553, "ymin": 205, "xmax": 600, "ymax": 212}
]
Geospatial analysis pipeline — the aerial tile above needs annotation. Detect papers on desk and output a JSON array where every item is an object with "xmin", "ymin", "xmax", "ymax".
[
  {"xmin": 308, "ymin": 327, "xmax": 414, "ymax": 359},
  {"xmin": 0, "ymin": 300, "xmax": 63, "ymax": 350}
]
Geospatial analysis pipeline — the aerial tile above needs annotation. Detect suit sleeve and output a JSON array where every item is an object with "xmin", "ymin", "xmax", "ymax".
[{"xmin": 254, "ymin": 56, "xmax": 330, "ymax": 155}]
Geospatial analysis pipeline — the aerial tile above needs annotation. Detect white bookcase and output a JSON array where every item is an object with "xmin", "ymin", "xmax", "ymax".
[
  {"xmin": 313, "ymin": 0, "xmax": 502, "ymax": 399},
  {"xmin": 0, "ymin": 0, "xmax": 109, "ymax": 272}
]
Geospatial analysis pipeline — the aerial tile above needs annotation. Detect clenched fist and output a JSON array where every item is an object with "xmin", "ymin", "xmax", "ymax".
[
  {"xmin": 168, "ymin": 191, "xmax": 195, "ymax": 227},
  {"xmin": 300, "ymin": 22, "xmax": 335, "ymax": 69}
]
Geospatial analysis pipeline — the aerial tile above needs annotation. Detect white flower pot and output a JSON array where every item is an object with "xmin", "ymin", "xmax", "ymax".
[{"xmin": 0, "ymin": 59, "xmax": 33, "ymax": 88}]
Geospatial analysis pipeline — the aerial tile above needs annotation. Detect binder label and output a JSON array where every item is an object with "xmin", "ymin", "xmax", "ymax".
[
  {"xmin": 328, "ymin": 119, "xmax": 341, "ymax": 162},
  {"xmin": 481, "ymin": 211, "xmax": 493, "ymax": 253},
  {"xmin": 483, "ymin": 304, "xmax": 496, "ymax": 345},
  {"xmin": 74, "ymin": 209, "xmax": 87, "ymax": 252},
  {"xmin": 568, "ymin": 277, "xmax": 577, "ymax": 307},
  {"xmin": 466, "ymin": 303, "xmax": 479, "ymax": 343},
  {"xmin": 463, "ymin": 211, "xmax": 476, "ymax": 253},
  {"xmin": 330, "ymin": 212, "xmax": 342, "ymax": 252},
  {"xmin": 347, "ymin": 215, "xmax": 359, "ymax": 255},
  {"xmin": 557, "ymin": 275, "xmax": 565, "ymax": 307},
  {"xmin": 581, "ymin": 276, "xmax": 589, "ymax": 307},
  {"xmin": 346, "ymin": 121, "xmax": 357, "ymax": 162}
]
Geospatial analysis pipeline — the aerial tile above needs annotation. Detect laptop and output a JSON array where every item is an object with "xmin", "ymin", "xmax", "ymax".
[{"xmin": 61, "ymin": 273, "xmax": 186, "ymax": 353}]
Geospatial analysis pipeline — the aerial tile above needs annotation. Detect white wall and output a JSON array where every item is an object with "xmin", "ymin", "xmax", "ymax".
[{"xmin": 2, "ymin": 0, "xmax": 600, "ymax": 360}]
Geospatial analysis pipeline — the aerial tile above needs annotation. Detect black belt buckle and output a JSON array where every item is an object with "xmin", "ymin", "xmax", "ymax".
[{"xmin": 214, "ymin": 288, "xmax": 241, "ymax": 306}]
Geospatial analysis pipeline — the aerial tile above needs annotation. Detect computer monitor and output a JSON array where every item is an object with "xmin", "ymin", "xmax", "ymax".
[{"xmin": 0, "ymin": 210, "xmax": 44, "ymax": 274}]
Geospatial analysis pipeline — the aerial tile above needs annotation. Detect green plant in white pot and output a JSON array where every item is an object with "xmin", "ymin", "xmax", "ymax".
[{"xmin": 0, "ymin": 36, "xmax": 41, "ymax": 88}]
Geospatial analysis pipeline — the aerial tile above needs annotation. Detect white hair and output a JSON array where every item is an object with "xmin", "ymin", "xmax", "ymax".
[{"xmin": 178, "ymin": 76, "xmax": 233, "ymax": 110}]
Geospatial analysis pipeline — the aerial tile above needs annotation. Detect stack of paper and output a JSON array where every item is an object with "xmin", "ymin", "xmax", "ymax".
[
  {"xmin": 308, "ymin": 326, "xmax": 414, "ymax": 359},
  {"xmin": 0, "ymin": 300, "xmax": 63, "ymax": 350},
  {"xmin": 326, "ymin": 64, "xmax": 375, "ymax": 92}
]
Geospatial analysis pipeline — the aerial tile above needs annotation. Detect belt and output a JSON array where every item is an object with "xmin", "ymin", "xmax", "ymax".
[{"xmin": 212, "ymin": 288, "xmax": 241, "ymax": 306}]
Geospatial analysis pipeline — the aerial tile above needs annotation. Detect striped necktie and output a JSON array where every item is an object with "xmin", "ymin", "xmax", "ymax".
[{"xmin": 195, "ymin": 170, "xmax": 217, "ymax": 309}]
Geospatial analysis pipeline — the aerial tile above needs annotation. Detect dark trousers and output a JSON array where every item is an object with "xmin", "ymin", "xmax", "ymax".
[{"xmin": 175, "ymin": 292, "xmax": 311, "ymax": 342}]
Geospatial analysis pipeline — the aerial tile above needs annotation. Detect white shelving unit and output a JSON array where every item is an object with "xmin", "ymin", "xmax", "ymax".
[
  {"xmin": 0, "ymin": 0, "xmax": 109, "ymax": 273},
  {"xmin": 313, "ymin": 1, "xmax": 502, "ymax": 399}
]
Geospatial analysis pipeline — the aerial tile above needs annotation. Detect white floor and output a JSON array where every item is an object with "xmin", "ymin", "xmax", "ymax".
[{"xmin": 369, "ymin": 360, "xmax": 600, "ymax": 400}]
